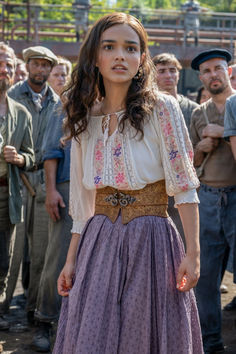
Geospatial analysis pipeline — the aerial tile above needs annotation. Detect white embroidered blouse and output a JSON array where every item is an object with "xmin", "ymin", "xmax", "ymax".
[{"xmin": 70, "ymin": 93, "xmax": 200, "ymax": 234}]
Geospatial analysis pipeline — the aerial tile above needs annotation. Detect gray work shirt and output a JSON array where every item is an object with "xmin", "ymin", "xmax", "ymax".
[
  {"xmin": 224, "ymin": 94, "xmax": 236, "ymax": 140},
  {"xmin": 8, "ymin": 81, "xmax": 60, "ymax": 165},
  {"xmin": 177, "ymin": 94, "xmax": 198, "ymax": 133}
]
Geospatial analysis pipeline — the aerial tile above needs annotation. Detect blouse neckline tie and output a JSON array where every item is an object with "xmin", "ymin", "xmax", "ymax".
[{"xmin": 102, "ymin": 114, "xmax": 111, "ymax": 146}]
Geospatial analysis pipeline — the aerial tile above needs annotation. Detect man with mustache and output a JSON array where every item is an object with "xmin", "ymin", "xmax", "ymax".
[
  {"xmin": 190, "ymin": 49, "xmax": 236, "ymax": 354},
  {"xmin": 0, "ymin": 42, "xmax": 34, "ymax": 331},
  {"xmin": 7, "ymin": 46, "xmax": 59, "ymax": 327}
]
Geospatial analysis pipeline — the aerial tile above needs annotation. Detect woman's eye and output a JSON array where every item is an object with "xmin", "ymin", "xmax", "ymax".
[
  {"xmin": 127, "ymin": 46, "xmax": 136, "ymax": 52},
  {"xmin": 104, "ymin": 45, "xmax": 113, "ymax": 50}
]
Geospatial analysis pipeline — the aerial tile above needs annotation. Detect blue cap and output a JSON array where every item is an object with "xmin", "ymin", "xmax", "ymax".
[{"xmin": 191, "ymin": 48, "xmax": 232, "ymax": 71}]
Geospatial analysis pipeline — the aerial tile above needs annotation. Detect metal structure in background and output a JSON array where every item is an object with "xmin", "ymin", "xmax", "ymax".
[
  {"xmin": 73, "ymin": 0, "xmax": 90, "ymax": 41},
  {"xmin": 0, "ymin": 1, "xmax": 236, "ymax": 95},
  {"xmin": 0, "ymin": 2, "xmax": 236, "ymax": 49}
]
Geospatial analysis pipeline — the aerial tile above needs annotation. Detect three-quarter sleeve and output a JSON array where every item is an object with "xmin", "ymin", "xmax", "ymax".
[
  {"xmin": 155, "ymin": 95, "xmax": 200, "ymax": 205},
  {"xmin": 70, "ymin": 138, "xmax": 96, "ymax": 234}
]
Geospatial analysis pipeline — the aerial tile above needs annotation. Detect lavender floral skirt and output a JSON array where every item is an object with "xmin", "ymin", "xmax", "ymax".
[{"xmin": 53, "ymin": 214, "xmax": 203, "ymax": 354}]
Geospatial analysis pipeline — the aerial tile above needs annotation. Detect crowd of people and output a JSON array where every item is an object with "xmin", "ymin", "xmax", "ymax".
[{"xmin": 0, "ymin": 11, "xmax": 236, "ymax": 354}]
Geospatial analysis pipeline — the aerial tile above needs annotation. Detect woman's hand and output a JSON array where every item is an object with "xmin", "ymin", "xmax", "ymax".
[
  {"xmin": 177, "ymin": 203, "xmax": 200, "ymax": 292},
  {"xmin": 57, "ymin": 262, "xmax": 75, "ymax": 297},
  {"xmin": 176, "ymin": 254, "xmax": 200, "ymax": 292},
  {"xmin": 57, "ymin": 233, "xmax": 81, "ymax": 296}
]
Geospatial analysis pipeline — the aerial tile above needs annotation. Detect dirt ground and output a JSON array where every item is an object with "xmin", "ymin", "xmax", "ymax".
[{"xmin": 1, "ymin": 271, "xmax": 236, "ymax": 353}]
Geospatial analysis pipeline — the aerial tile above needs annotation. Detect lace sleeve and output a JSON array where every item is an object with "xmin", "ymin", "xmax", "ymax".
[
  {"xmin": 70, "ymin": 138, "xmax": 96, "ymax": 234},
  {"xmin": 155, "ymin": 95, "xmax": 200, "ymax": 205}
]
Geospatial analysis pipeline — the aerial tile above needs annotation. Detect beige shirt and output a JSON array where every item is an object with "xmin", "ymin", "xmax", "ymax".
[
  {"xmin": 0, "ymin": 115, "xmax": 7, "ymax": 177},
  {"xmin": 190, "ymin": 99, "xmax": 236, "ymax": 187}
]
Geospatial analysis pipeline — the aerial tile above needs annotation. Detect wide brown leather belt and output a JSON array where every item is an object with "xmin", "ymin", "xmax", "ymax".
[{"xmin": 94, "ymin": 180, "xmax": 168, "ymax": 224}]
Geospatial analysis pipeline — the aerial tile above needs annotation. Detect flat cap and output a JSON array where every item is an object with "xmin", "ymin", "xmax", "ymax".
[
  {"xmin": 191, "ymin": 48, "xmax": 232, "ymax": 71},
  {"xmin": 22, "ymin": 46, "xmax": 58, "ymax": 66}
]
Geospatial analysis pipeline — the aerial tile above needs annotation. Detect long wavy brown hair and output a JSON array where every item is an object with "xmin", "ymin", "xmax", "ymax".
[{"xmin": 63, "ymin": 12, "xmax": 158, "ymax": 140}]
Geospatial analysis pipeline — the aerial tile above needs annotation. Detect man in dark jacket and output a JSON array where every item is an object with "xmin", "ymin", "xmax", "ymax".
[
  {"xmin": 7, "ymin": 46, "xmax": 59, "ymax": 325},
  {"xmin": 0, "ymin": 42, "xmax": 34, "ymax": 330}
]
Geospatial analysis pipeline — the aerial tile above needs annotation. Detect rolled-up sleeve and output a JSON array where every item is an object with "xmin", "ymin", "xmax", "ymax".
[
  {"xmin": 43, "ymin": 103, "xmax": 64, "ymax": 161},
  {"xmin": 224, "ymin": 96, "xmax": 236, "ymax": 141}
]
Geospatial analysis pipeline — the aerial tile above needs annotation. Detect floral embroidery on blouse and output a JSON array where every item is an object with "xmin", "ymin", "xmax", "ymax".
[
  {"xmin": 111, "ymin": 132, "xmax": 129, "ymax": 189},
  {"xmin": 176, "ymin": 171, "xmax": 189, "ymax": 191},
  {"xmin": 113, "ymin": 145, "xmax": 122, "ymax": 157},
  {"xmin": 94, "ymin": 138, "xmax": 104, "ymax": 188},
  {"xmin": 93, "ymin": 132, "xmax": 129, "ymax": 189},
  {"xmin": 188, "ymin": 149, "xmax": 194, "ymax": 161},
  {"xmin": 157, "ymin": 101, "xmax": 191, "ymax": 192},
  {"xmin": 169, "ymin": 149, "xmax": 178, "ymax": 160}
]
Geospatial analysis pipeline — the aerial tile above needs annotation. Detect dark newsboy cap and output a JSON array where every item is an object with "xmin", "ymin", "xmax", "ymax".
[
  {"xmin": 191, "ymin": 48, "xmax": 232, "ymax": 71},
  {"xmin": 22, "ymin": 46, "xmax": 58, "ymax": 66}
]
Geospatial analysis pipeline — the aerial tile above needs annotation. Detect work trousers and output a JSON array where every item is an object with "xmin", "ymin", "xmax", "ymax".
[
  {"xmin": 6, "ymin": 169, "xmax": 49, "ymax": 314},
  {"xmin": 0, "ymin": 185, "xmax": 16, "ymax": 314},
  {"xmin": 195, "ymin": 184, "xmax": 236, "ymax": 352},
  {"xmin": 35, "ymin": 181, "xmax": 72, "ymax": 322}
]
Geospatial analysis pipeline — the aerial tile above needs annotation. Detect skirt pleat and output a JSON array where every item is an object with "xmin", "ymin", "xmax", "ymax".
[{"xmin": 53, "ymin": 215, "xmax": 203, "ymax": 354}]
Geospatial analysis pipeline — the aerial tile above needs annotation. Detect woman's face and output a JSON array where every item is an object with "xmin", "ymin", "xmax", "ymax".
[
  {"xmin": 200, "ymin": 88, "xmax": 211, "ymax": 104},
  {"xmin": 48, "ymin": 64, "xmax": 69, "ymax": 95},
  {"xmin": 96, "ymin": 23, "xmax": 144, "ymax": 87}
]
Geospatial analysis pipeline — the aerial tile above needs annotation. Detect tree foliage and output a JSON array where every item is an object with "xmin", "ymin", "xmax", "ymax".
[
  {"xmin": 4, "ymin": 0, "xmax": 236, "ymax": 35},
  {"xmin": 8, "ymin": 0, "xmax": 236, "ymax": 12}
]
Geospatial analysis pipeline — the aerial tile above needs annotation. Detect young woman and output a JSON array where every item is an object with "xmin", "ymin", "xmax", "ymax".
[{"xmin": 53, "ymin": 13, "xmax": 203, "ymax": 354}]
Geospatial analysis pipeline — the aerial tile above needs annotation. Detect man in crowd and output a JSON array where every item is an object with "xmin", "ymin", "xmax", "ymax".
[
  {"xmin": 29, "ymin": 103, "xmax": 72, "ymax": 351},
  {"xmin": 196, "ymin": 85, "xmax": 211, "ymax": 105},
  {"xmin": 224, "ymin": 95, "xmax": 236, "ymax": 160},
  {"xmin": 152, "ymin": 52, "xmax": 198, "ymax": 241},
  {"xmin": 48, "ymin": 56, "xmax": 71, "ymax": 96},
  {"xmin": 229, "ymin": 63, "xmax": 236, "ymax": 90},
  {"xmin": 152, "ymin": 52, "xmax": 198, "ymax": 132},
  {"xmin": 14, "ymin": 59, "xmax": 28, "ymax": 84},
  {"xmin": 0, "ymin": 42, "xmax": 34, "ymax": 330},
  {"xmin": 31, "ymin": 69, "xmax": 72, "ymax": 351},
  {"xmin": 181, "ymin": 0, "xmax": 208, "ymax": 46},
  {"xmin": 220, "ymin": 93, "xmax": 236, "ymax": 313},
  {"xmin": 7, "ymin": 46, "xmax": 60, "ymax": 326},
  {"xmin": 230, "ymin": 64, "xmax": 236, "ymax": 90},
  {"xmin": 190, "ymin": 48, "xmax": 236, "ymax": 354}
]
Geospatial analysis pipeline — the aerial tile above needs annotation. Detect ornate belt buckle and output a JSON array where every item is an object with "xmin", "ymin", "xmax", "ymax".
[
  {"xmin": 105, "ymin": 192, "xmax": 136, "ymax": 207},
  {"xmin": 105, "ymin": 193, "xmax": 119, "ymax": 206},
  {"xmin": 118, "ymin": 192, "xmax": 136, "ymax": 207}
]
